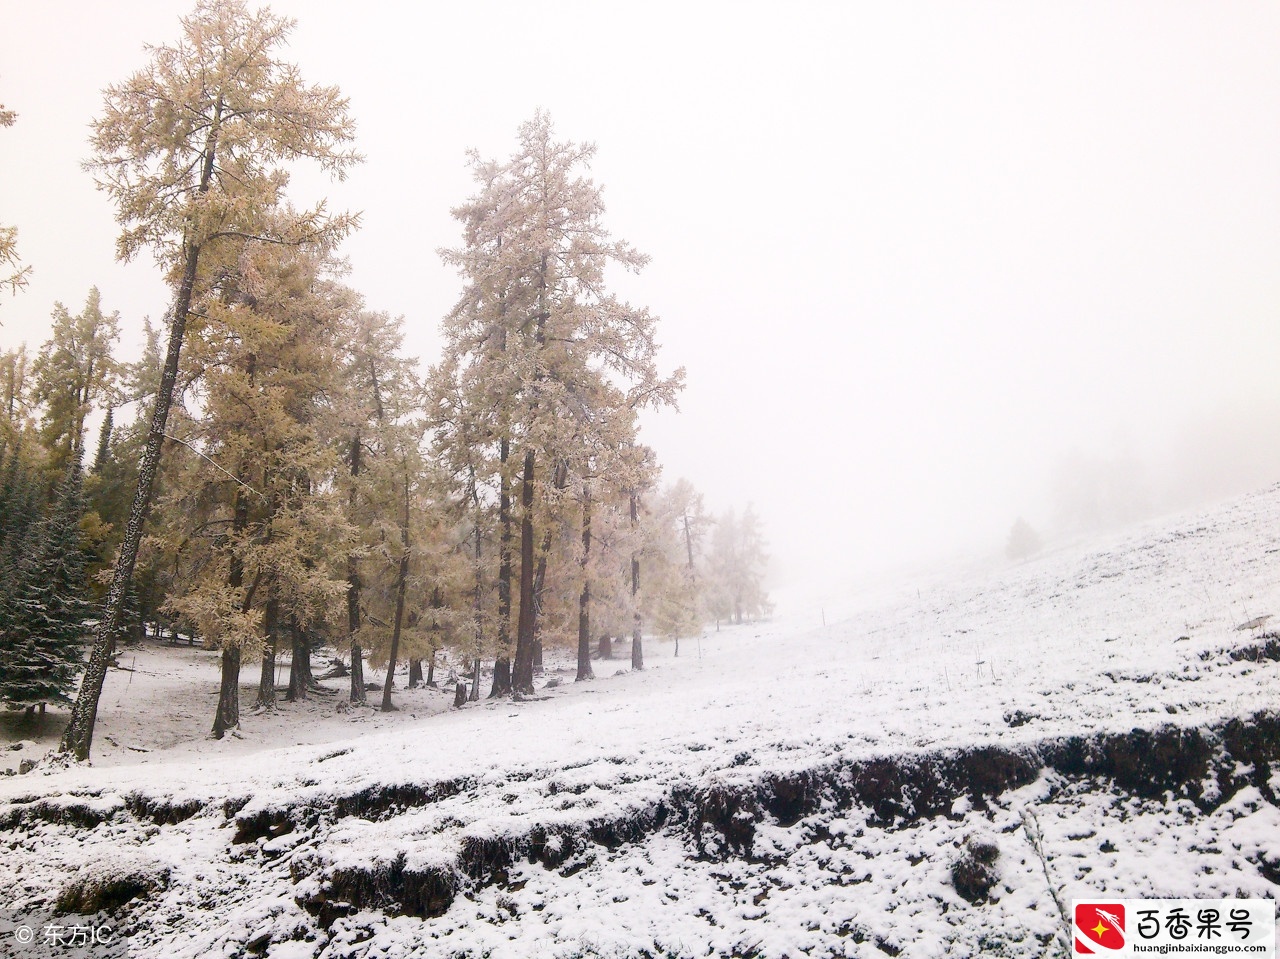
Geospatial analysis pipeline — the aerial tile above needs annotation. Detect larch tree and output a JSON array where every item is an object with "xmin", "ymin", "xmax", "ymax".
[
  {"xmin": 1005, "ymin": 517, "xmax": 1042, "ymax": 561},
  {"xmin": 436, "ymin": 111, "xmax": 681, "ymax": 697},
  {"xmin": 434, "ymin": 145, "xmax": 529, "ymax": 698},
  {"xmin": 0, "ymin": 346, "xmax": 35, "ymax": 454},
  {"xmin": 84, "ymin": 319, "xmax": 165, "ymax": 624},
  {"xmin": 425, "ymin": 353, "xmax": 501, "ymax": 700},
  {"xmin": 338, "ymin": 309, "xmax": 419, "ymax": 704},
  {"xmin": 31, "ymin": 288, "xmax": 122, "ymax": 472},
  {"xmin": 161, "ymin": 241, "xmax": 354, "ymax": 737},
  {"xmin": 643, "ymin": 478, "xmax": 711, "ymax": 652},
  {"xmin": 356, "ymin": 415, "xmax": 435, "ymax": 713},
  {"xmin": 0, "ymin": 97, "xmax": 32, "ymax": 302},
  {"xmin": 707, "ymin": 504, "xmax": 773, "ymax": 626},
  {"xmin": 60, "ymin": 0, "xmax": 359, "ymax": 762}
]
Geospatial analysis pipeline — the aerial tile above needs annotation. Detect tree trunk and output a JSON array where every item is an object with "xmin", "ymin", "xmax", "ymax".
[
  {"xmin": 255, "ymin": 597, "xmax": 278, "ymax": 710},
  {"xmin": 214, "ymin": 429, "xmax": 255, "ymax": 727},
  {"xmin": 380, "ymin": 470, "xmax": 411, "ymax": 712},
  {"xmin": 286, "ymin": 620, "xmax": 310, "ymax": 702},
  {"xmin": 471, "ymin": 505, "xmax": 483, "ymax": 702},
  {"xmin": 425, "ymin": 588, "xmax": 442, "ymax": 686},
  {"xmin": 496, "ymin": 436, "xmax": 513, "ymax": 686},
  {"xmin": 489, "ymin": 656, "xmax": 511, "ymax": 697},
  {"xmin": 529, "ymin": 458, "xmax": 566, "ymax": 677},
  {"xmin": 409, "ymin": 658, "xmax": 423, "ymax": 688},
  {"xmin": 211, "ymin": 645, "xmax": 241, "ymax": 739},
  {"xmin": 512, "ymin": 448, "xmax": 538, "ymax": 694},
  {"xmin": 453, "ymin": 683, "xmax": 467, "ymax": 708},
  {"xmin": 679, "ymin": 508, "xmax": 698, "ymax": 660},
  {"xmin": 61, "ymin": 241, "xmax": 203, "ymax": 761},
  {"xmin": 60, "ymin": 98, "xmax": 226, "ymax": 762},
  {"xmin": 631, "ymin": 491, "xmax": 643, "ymax": 670},
  {"xmin": 347, "ymin": 434, "xmax": 366, "ymax": 704},
  {"xmin": 598, "ymin": 635, "xmax": 612, "ymax": 659},
  {"xmin": 576, "ymin": 490, "xmax": 593, "ymax": 681},
  {"xmin": 349, "ymin": 639, "xmax": 366, "ymax": 704}
]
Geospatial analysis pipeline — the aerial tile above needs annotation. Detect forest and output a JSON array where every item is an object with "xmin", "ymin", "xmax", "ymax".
[{"xmin": 0, "ymin": 0, "xmax": 772, "ymax": 763}]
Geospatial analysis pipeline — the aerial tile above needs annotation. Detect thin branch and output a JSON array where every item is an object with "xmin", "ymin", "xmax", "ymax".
[{"xmin": 163, "ymin": 431, "xmax": 268, "ymax": 501}]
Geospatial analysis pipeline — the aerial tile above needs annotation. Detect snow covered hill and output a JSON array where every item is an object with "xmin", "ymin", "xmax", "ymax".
[{"xmin": 3, "ymin": 485, "xmax": 1280, "ymax": 958}]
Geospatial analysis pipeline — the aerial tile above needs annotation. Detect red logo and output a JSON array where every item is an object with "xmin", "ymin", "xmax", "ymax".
[{"xmin": 1075, "ymin": 903, "xmax": 1126, "ymax": 953}]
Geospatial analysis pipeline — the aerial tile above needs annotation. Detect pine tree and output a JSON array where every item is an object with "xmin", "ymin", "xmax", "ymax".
[{"xmin": 0, "ymin": 457, "xmax": 91, "ymax": 713}]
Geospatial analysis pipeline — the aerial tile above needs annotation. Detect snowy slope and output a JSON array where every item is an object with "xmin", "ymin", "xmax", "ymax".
[{"xmin": 2, "ymin": 485, "xmax": 1279, "ymax": 957}]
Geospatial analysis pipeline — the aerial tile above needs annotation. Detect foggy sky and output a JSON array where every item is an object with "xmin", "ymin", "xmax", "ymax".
[{"xmin": 2, "ymin": 1, "xmax": 1278, "ymax": 596}]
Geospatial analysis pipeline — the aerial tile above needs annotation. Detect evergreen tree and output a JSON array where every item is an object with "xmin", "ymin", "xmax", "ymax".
[
  {"xmin": 1005, "ymin": 517, "xmax": 1042, "ymax": 560},
  {"xmin": 0, "ymin": 445, "xmax": 43, "ymax": 590},
  {"xmin": 0, "ymin": 457, "xmax": 91, "ymax": 712}
]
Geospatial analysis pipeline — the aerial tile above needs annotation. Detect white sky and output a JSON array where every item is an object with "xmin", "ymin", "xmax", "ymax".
[{"xmin": 2, "ymin": 1, "xmax": 1279, "ymax": 591}]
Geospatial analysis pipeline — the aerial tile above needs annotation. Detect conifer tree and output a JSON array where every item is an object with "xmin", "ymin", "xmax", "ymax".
[
  {"xmin": 0, "ymin": 346, "xmax": 35, "ymax": 454},
  {"xmin": 644, "ymin": 479, "xmax": 711, "ymax": 651},
  {"xmin": 0, "ymin": 97, "xmax": 31, "ymax": 302},
  {"xmin": 31, "ymin": 288, "xmax": 121, "ymax": 472},
  {"xmin": 61, "ymin": 0, "xmax": 359, "ymax": 760},
  {"xmin": 0, "ymin": 446, "xmax": 42, "ymax": 586},
  {"xmin": 338, "ymin": 310, "xmax": 419, "ymax": 704},
  {"xmin": 0, "ymin": 456, "xmax": 91, "ymax": 714},
  {"xmin": 160, "ymin": 241, "xmax": 355, "ymax": 737},
  {"xmin": 706, "ymin": 504, "xmax": 772, "ymax": 626},
  {"xmin": 435, "ymin": 111, "xmax": 681, "ymax": 696},
  {"xmin": 1005, "ymin": 517, "xmax": 1043, "ymax": 560}
]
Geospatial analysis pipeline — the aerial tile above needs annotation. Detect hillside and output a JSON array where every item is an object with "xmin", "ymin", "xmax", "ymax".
[{"xmin": 2, "ymin": 486, "xmax": 1280, "ymax": 958}]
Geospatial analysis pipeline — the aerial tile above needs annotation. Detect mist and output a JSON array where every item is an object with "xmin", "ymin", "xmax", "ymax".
[{"xmin": 2, "ymin": 1, "xmax": 1277, "ymax": 601}]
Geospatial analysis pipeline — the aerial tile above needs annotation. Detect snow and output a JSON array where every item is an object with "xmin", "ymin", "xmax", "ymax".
[{"xmin": 2, "ymin": 484, "xmax": 1280, "ymax": 956}]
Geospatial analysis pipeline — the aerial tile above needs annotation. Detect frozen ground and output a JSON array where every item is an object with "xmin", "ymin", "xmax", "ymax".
[{"xmin": 1, "ymin": 485, "xmax": 1279, "ymax": 957}]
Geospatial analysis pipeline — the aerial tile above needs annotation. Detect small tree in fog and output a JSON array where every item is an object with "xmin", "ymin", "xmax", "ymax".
[
  {"xmin": 706, "ymin": 504, "xmax": 771, "ymax": 625},
  {"xmin": 1005, "ymin": 517, "xmax": 1042, "ymax": 561}
]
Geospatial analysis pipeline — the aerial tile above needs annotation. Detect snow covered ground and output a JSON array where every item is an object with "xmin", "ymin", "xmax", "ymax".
[{"xmin": 2, "ymin": 485, "xmax": 1279, "ymax": 957}]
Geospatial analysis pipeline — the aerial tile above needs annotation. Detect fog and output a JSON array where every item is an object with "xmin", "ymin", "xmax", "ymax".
[{"xmin": 2, "ymin": 1, "xmax": 1278, "ymax": 595}]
